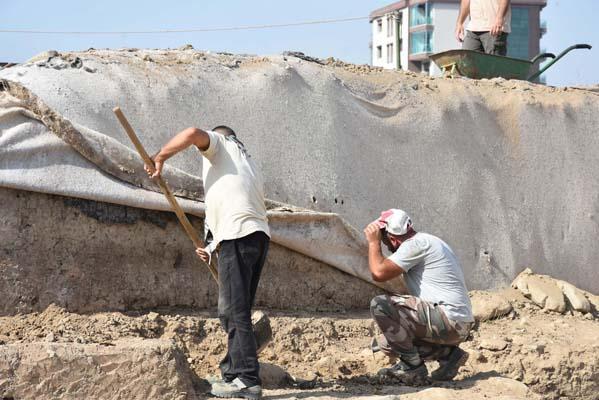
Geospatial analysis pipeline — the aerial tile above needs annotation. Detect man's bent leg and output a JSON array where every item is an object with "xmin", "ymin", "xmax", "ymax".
[
  {"xmin": 426, "ymin": 317, "xmax": 472, "ymax": 381},
  {"xmin": 370, "ymin": 295, "xmax": 432, "ymax": 384},
  {"xmin": 370, "ymin": 295, "xmax": 428, "ymax": 366},
  {"xmin": 371, "ymin": 295, "xmax": 471, "ymax": 369}
]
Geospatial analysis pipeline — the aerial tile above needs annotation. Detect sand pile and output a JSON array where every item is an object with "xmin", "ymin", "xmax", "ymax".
[{"xmin": 0, "ymin": 271, "xmax": 597, "ymax": 399}]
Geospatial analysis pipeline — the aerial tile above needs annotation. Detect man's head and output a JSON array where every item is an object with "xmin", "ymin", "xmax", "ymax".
[
  {"xmin": 212, "ymin": 125, "xmax": 236, "ymax": 137},
  {"xmin": 375, "ymin": 209, "xmax": 415, "ymax": 252}
]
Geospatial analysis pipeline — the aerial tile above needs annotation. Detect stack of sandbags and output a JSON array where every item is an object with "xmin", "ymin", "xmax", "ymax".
[{"xmin": 512, "ymin": 268, "xmax": 597, "ymax": 314}]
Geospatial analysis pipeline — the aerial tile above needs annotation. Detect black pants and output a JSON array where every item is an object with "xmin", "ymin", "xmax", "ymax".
[{"xmin": 218, "ymin": 231, "xmax": 269, "ymax": 386}]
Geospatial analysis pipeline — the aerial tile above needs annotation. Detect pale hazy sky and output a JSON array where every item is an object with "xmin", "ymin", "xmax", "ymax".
[{"xmin": 1, "ymin": 0, "xmax": 597, "ymax": 86}]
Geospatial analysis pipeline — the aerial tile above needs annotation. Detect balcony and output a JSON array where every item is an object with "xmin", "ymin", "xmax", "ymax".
[
  {"xmin": 410, "ymin": 3, "xmax": 432, "ymax": 27},
  {"xmin": 411, "ymin": 15, "xmax": 432, "ymax": 26}
]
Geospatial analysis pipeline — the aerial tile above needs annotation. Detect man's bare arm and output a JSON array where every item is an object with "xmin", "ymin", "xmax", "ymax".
[
  {"xmin": 491, "ymin": 0, "xmax": 510, "ymax": 36},
  {"xmin": 455, "ymin": 0, "xmax": 471, "ymax": 42},
  {"xmin": 364, "ymin": 223, "xmax": 405, "ymax": 282},
  {"xmin": 145, "ymin": 127, "xmax": 210, "ymax": 178}
]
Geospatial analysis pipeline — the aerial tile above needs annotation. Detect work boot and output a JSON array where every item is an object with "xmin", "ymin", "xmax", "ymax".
[
  {"xmin": 205, "ymin": 374, "xmax": 228, "ymax": 385},
  {"xmin": 378, "ymin": 360, "xmax": 429, "ymax": 385},
  {"xmin": 430, "ymin": 346, "xmax": 469, "ymax": 381},
  {"xmin": 210, "ymin": 377, "xmax": 262, "ymax": 399}
]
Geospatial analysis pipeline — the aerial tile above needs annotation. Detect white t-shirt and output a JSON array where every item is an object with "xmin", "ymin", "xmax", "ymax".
[
  {"xmin": 388, "ymin": 232, "xmax": 474, "ymax": 322},
  {"xmin": 199, "ymin": 131, "xmax": 270, "ymax": 246},
  {"xmin": 468, "ymin": 0, "xmax": 512, "ymax": 33}
]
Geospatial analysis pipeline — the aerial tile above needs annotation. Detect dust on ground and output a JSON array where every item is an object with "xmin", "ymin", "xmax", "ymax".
[{"xmin": 1, "ymin": 287, "xmax": 597, "ymax": 400}]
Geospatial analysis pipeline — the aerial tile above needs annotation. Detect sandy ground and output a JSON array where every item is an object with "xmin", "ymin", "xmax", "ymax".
[{"xmin": 1, "ymin": 288, "xmax": 597, "ymax": 399}]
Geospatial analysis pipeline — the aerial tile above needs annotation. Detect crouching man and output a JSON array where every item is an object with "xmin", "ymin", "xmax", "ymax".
[{"xmin": 363, "ymin": 209, "xmax": 474, "ymax": 384}]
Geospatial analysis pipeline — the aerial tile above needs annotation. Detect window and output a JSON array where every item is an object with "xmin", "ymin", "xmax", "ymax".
[
  {"xmin": 387, "ymin": 15, "xmax": 394, "ymax": 37},
  {"xmin": 377, "ymin": 19, "xmax": 383, "ymax": 32},
  {"xmin": 410, "ymin": 30, "xmax": 433, "ymax": 54},
  {"xmin": 377, "ymin": 46, "xmax": 383, "ymax": 59},
  {"xmin": 387, "ymin": 43, "xmax": 394, "ymax": 64},
  {"xmin": 410, "ymin": 3, "xmax": 432, "ymax": 26},
  {"xmin": 507, "ymin": 7, "xmax": 530, "ymax": 60}
]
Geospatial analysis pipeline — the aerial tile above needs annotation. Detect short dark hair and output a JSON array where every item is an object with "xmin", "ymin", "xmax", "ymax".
[{"xmin": 212, "ymin": 125, "xmax": 236, "ymax": 136}]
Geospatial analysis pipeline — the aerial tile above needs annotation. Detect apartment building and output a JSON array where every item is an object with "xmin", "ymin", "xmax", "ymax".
[{"xmin": 370, "ymin": 0, "xmax": 547, "ymax": 75}]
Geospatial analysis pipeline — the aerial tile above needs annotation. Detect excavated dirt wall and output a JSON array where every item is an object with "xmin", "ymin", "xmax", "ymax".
[{"xmin": 0, "ymin": 188, "xmax": 381, "ymax": 315}]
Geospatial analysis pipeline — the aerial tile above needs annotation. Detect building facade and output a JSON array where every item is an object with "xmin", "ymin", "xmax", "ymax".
[{"xmin": 370, "ymin": 0, "xmax": 547, "ymax": 75}]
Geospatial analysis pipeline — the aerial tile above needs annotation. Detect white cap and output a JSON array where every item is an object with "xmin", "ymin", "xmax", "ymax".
[{"xmin": 375, "ymin": 208, "xmax": 413, "ymax": 236}]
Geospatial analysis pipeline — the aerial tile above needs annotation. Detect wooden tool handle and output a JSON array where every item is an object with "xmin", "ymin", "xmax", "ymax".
[{"xmin": 113, "ymin": 107, "xmax": 218, "ymax": 282}]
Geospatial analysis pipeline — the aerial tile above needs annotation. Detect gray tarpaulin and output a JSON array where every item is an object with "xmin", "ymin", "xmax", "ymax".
[
  {"xmin": 2, "ymin": 49, "xmax": 599, "ymax": 293},
  {"xmin": 0, "ymin": 76, "xmax": 405, "ymax": 293}
]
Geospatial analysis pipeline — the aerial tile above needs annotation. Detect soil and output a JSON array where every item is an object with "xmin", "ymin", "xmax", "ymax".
[{"xmin": 1, "ymin": 289, "xmax": 597, "ymax": 399}]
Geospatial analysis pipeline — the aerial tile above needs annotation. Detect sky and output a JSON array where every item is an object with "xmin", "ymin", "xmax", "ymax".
[{"xmin": 1, "ymin": 0, "xmax": 597, "ymax": 86}]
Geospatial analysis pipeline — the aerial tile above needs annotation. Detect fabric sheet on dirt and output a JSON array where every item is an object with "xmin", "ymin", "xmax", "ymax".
[
  {"xmin": 0, "ymin": 77, "xmax": 399, "ymax": 293},
  {"xmin": 1, "ymin": 50, "xmax": 599, "ymax": 293}
]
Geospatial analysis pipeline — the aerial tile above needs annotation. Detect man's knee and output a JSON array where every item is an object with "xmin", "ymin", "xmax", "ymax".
[{"xmin": 370, "ymin": 295, "xmax": 393, "ymax": 318}]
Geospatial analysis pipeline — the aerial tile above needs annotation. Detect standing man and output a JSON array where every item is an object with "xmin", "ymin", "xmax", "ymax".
[
  {"xmin": 364, "ymin": 209, "xmax": 474, "ymax": 384},
  {"xmin": 455, "ymin": 0, "xmax": 511, "ymax": 56},
  {"xmin": 145, "ymin": 125, "xmax": 270, "ymax": 399}
]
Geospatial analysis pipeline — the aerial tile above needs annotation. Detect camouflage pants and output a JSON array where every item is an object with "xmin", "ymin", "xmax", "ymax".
[{"xmin": 370, "ymin": 295, "xmax": 472, "ymax": 365}]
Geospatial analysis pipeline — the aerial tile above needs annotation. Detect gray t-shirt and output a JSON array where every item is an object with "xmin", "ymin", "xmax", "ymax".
[{"xmin": 388, "ymin": 232, "xmax": 474, "ymax": 322}]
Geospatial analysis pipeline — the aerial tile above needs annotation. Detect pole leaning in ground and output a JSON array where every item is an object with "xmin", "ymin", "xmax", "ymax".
[{"xmin": 112, "ymin": 106, "xmax": 219, "ymax": 282}]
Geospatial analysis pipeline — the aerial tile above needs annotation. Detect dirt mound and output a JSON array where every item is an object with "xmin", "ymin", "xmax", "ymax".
[
  {"xmin": 0, "ymin": 339, "xmax": 199, "ymax": 399},
  {"xmin": 1, "ymin": 283, "xmax": 597, "ymax": 399}
]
